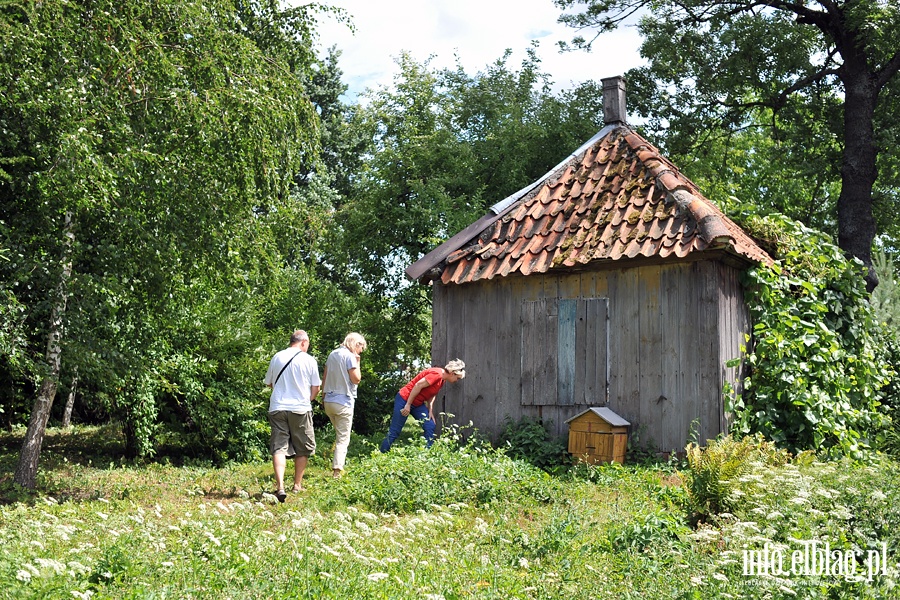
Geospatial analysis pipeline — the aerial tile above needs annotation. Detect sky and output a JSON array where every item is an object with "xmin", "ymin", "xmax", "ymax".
[{"xmin": 311, "ymin": 0, "xmax": 646, "ymax": 99}]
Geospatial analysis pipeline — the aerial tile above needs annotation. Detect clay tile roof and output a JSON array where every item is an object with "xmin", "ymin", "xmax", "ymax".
[{"xmin": 407, "ymin": 124, "xmax": 773, "ymax": 284}]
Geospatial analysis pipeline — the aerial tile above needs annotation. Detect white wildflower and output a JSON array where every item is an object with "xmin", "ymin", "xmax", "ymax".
[
  {"xmin": 423, "ymin": 595, "xmax": 445, "ymax": 600},
  {"xmin": 872, "ymin": 490, "xmax": 887, "ymax": 501},
  {"xmin": 16, "ymin": 570, "xmax": 32, "ymax": 583},
  {"xmin": 67, "ymin": 561, "xmax": 90, "ymax": 576},
  {"xmin": 713, "ymin": 572, "xmax": 728, "ymax": 582},
  {"xmin": 319, "ymin": 571, "xmax": 333, "ymax": 578},
  {"xmin": 474, "ymin": 517, "xmax": 488, "ymax": 535},
  {"xmin": 367, "ymin": 572, "xmax": 389, "ymax": 582},
  {"xmin": 778, "ymin": 585, "xmax": 797, "ymax": 595},
  {"xmin": 35, "ymin": 558, "xmax": 66, "ymax": 574},
  {"xmin": 161, "ymin": 562, "xmax": 174, "ymax": 567},
  {"xmin": 831, "ymin": 506, "xmax": 853, "ymax": 520},
  {"xmin": 690, "ymin": 575, "xmax": 704, "ymax": 585},
  {"xmin": 96, "ymin": 511, "xmax": 109, "ymax": 520},
  {"xmin": 71, "ymin": 591, "xmax": 94, "ymax": 599}
]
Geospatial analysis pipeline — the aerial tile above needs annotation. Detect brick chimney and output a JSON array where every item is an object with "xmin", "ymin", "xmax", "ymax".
[{"xmin": 601, "ymin": 76, "xmax": 626, "ymax": 125}]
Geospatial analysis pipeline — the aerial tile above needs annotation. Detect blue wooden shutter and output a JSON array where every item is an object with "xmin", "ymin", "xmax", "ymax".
[{"xmin": 521, "ymin": 297, "xmax": 609, "ymax": 406}]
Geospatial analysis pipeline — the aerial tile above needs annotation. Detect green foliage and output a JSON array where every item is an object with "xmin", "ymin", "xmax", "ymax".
[
  {"xmin": 497, "ymin": 416, "xmax": 573, "ymax": 475},
  {"xmin": 608, "ymin": 510, "xmax": 689, "ymax": 554},
  {"xmin": 732, "ymin": 213, "xmax": 893, "ymax": 458},
  {"xmin": 337, "ymin": 424, "xmax": 560, "ymax": 512},
  {"xmin": 683, "ymin": 434, "xmax": 791, "ymax": 522},
  {"xmin": 0, "ymin": 0, "xmax": 328, "ymax": 467},
  {"xmin": 870, "ymin": 249, "xmax": 900, "ymax": 456},
  {"xmin": 871, "ymin": 249, "xmax": 900, "ymax": 332}
]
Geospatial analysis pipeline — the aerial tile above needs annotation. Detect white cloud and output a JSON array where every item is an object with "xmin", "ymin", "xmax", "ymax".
[{"xmin": 311, "ymin": 0, "xmax": 645, "ymax": 98}]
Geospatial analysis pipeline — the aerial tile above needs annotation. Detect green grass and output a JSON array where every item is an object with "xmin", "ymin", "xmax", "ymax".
[{"xmin": 2, "ymin": 425, "xmax": 900, "ymax": 599}]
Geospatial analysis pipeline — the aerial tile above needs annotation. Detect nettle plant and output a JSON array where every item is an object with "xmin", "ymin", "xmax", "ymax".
[{"xmin": 731, "ymin": 214, "xmax": 893, "ymax": 459}]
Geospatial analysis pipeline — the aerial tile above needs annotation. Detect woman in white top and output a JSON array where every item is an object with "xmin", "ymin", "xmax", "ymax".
[{"xmin": 320, "ymin": 332, "xmax": 366, "ymax": 478}]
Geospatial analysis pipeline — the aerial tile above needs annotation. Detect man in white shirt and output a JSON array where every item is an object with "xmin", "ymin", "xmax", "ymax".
[{"xmin": 264, "ymin": 329, "xmax": 321, "ymax": 501}]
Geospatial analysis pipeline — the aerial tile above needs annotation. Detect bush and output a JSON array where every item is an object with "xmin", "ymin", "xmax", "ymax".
[
  {"xmin": 337, "ymin": 424, "xmax": 560, "ymax": 512},
  {"xmin": 684, "ymin": 434, "xmax": 791, "ymax": 523},
  {"xmin": 608, "ymin": 510, "xmax": 689, "ymax": 554},
  {"xmin": 496, "ymin": 416, "xmax": 572, "ymax": 475}
]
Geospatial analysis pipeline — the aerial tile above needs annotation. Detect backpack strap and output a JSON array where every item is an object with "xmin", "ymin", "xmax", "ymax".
[{"xmin": 273, "ymin": 351, "xmax": 303, "ymax": 387}]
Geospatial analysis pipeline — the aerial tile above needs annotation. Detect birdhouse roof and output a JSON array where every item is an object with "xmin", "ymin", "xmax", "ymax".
[{"xmin": 565, "ymin": 406, "xmax": 631, "ymax": 427}]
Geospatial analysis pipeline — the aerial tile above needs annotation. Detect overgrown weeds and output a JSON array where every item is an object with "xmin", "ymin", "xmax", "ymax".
[{"xmin": 3, "ymin": 425, "xmax": 900, "ymax": 598}]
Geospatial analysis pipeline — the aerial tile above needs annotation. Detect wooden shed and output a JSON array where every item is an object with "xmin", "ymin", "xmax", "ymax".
[
  {"xmin": 566, "ymin": 407, "xmax": 630, "ymax": 464},
  {"xmin": 406, "ymin": 76, "xmax": 773, "ymax": 453}
]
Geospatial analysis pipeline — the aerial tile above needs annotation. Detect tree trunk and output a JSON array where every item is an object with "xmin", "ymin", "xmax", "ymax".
[
  {"xmin": 837, "ymin": 63, "xmax": 879, "ymax": 292},
  {"xmin": 61, "ymin": 369, "xmax": 78, "ymax": 428},
  {"xmin": 14, "ymin": 211, "xmax": 75, "ymax": 489}
]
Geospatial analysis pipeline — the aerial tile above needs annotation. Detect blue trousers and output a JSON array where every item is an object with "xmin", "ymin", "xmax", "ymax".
[{"xmin": 379, "ymin": 393, "xmax": 435, "ymax": 452}]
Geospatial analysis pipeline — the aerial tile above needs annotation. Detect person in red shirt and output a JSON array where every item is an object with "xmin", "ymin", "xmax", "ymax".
[{"xmin": 379, "ymin": 359, "xmax": 465, "ymax": 452}]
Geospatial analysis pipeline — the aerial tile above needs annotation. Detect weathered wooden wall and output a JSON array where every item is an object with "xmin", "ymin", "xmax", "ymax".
[{"xmin": 429, "ymin": 259, "xmax": 751, "ymax": 452}]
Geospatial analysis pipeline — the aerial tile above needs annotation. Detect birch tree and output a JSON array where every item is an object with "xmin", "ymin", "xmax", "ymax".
[{"xmin": 0, "ymin": 0, "xmax": 321, "ymax": 487}]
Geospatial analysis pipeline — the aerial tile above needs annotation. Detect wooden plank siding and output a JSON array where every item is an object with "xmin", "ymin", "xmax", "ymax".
[
  {"xmin": 431, "ymin": 258, "xmax": 752, "ymax": 452},
  {"xmin": 717, "ymin": 263, "xmax": 751, "ymax": 436}
]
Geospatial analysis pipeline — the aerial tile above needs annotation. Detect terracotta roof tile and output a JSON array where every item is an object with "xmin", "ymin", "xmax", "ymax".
[{"xmin": 409, "ymin": 124, "xmax": 774, "ymax": 284}]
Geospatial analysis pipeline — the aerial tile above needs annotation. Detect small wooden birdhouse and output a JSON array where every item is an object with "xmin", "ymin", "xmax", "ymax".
[{"xmin": 565, "ymin": 407, "xmax": 630, "ymax": 465}]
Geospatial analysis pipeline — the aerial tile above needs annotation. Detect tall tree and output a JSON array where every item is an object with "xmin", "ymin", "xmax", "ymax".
[
  {"xmin": 556, "ymin": 0, "xmax": 900, "ymax": 289},
  {"xmin": 0, "ymin": 0, "xmax": 320, "ymax": 487}
]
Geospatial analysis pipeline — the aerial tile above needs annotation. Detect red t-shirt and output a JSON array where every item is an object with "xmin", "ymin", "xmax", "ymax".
[{"xmin": 399, "ymin": 368, "xmax": 444, "ymax": 406}]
